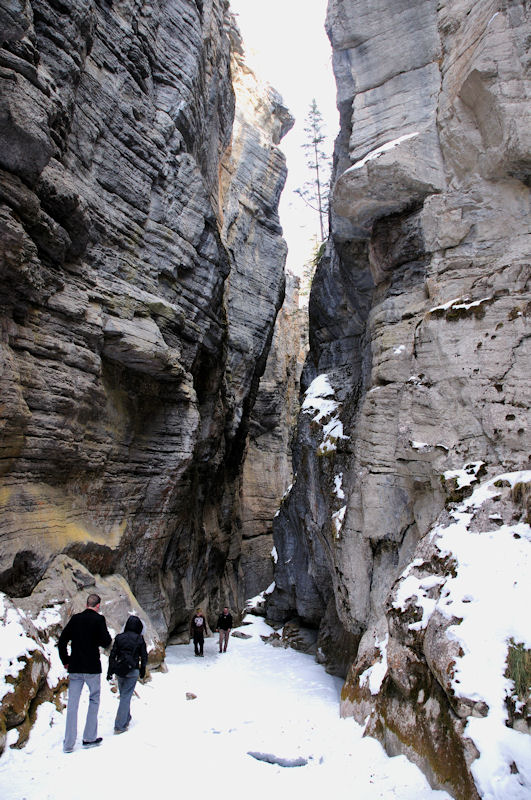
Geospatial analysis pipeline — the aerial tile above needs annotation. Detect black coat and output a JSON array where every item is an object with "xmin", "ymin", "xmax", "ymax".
[
  {"xmin": 58, "ymin": 608, "xmax": 112, "ymax": 674},
  {"xmin": 216, "ymin": 613, "xmax": 233, "ymax": 631},
  {"xmin": 107, "ymin": 616, "xmax": 148, "ymax": 679}
]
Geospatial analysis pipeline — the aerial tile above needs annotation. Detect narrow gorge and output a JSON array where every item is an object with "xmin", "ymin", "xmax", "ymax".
[{"xmin": 0, "ymin": 2, "xmax": 529, "ymax": 798}]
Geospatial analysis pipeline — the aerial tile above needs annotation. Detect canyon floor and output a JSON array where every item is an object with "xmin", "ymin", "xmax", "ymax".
[{"xmin": 0, "ymin": 615, "xmax": 450, "ymax": 800}]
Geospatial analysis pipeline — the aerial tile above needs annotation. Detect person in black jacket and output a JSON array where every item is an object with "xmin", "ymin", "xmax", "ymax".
[
  {"xmin": 216, "ymin": 607, "xmax": 233, "ymax": 653},
  {"xmin": 107, "ymin": 615, "xmax": 148, "ymax": 734},
  {"xmin": 58, "ymin": 593, "xmax": 112, "ymax": 753}
]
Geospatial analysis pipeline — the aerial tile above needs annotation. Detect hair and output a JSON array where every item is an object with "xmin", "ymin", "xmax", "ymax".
[{"xmin": 86, "ymin": 593, "xmax": 101, "ymax": 608}]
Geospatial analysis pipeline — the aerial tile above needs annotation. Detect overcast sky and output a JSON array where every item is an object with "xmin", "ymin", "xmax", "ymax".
[{"xmin": 228, "ymin": 0, "xmax": 338, "ymax": 276}]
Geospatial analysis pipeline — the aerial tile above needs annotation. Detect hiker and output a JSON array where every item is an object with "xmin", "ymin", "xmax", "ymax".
[
  {"xmin": 58, "ymin": 593, "xmax": 112, "ymax": 753},
  {"xmin": 107, "ymin": 615, "xmax": 148, "ymax": 734},
  {"xmin": 216, "ymin": 606, "xmax": 233, "ymax": 653},
  {"xmin": 190, "ymin": 608, "xmax": 207, "ymax": 656}
]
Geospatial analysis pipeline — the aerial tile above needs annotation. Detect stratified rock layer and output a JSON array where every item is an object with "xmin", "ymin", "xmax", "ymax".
[
  {"xmin": 268, "ymin": 1, "xmax": 530, "ymax": 797},
  {"xmin": 239, "ymin": 274, "xmax": 308, "ymax": 601},
  {"xmin": 0, "ymin": 1, "xmax": 290, "ymax": 644}
]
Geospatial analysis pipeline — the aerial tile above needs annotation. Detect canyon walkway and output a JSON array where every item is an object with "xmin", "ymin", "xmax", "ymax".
[{"xmin": 0, "ymin": 615, "xmax": 451, "ymax": 799}]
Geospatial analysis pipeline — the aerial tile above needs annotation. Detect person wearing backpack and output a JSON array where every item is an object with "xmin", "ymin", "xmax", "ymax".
[{"xmin": 107, "ymin": 615, "xmax": 148, "ymax": 734}]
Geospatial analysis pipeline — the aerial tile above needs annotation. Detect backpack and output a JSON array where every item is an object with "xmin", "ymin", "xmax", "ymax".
[
  {"xmin": 112, "ymin": 649, "xmax": 137, "ymax": 677},
  {"xmin": 109, "ymin": 632, "xmax": 140, "ymax": 677}
]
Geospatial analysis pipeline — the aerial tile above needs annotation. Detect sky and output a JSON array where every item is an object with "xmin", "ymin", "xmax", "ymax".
[
  {"xmin": 0, "ymin": 613, "xmax": 452, "ymax": 800},
  {"xmin": 228, "ymin": 0, "xmax": 338, "ymax": 276}
]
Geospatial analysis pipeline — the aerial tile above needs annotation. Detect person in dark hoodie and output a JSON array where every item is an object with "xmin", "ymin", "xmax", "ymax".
[
  {"xmin": 189, "ymin": 608, "xmax": 207, "ymax": 656},
  {"xmin": 107, "ymin": 615, "xmax": 148, "ymax": 734}
]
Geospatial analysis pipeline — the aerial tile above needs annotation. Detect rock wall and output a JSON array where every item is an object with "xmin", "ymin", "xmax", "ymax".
[
  {"xmin": 239, "ymin": 273, "xmax": 308, "ymax": 601},
  {"xmin": 267, "ymin": 1, "xmax": 530, "ymax": 797},
  {"xmin": 0, "ymin": 0, "xmax": 291, "ymax": 648}
]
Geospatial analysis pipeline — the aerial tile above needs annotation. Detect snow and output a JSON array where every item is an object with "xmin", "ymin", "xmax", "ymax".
[
  {"xmin": 301, "ymin": 373, "xmax": 337, "ymax": 421},
  {"xmin": 393, "ymin": 574, "xmax": 445, "ymax": 632},
  {"xmin": 393, "ymin": 344, "xmax": 406, "ymax": 355},
  {"xmin": 333, "ymin": 473, "xmax": 345, "ymax": 499},
  {"xmin": 348, "ymin": 132, "xmax": 419, "ymax": 171},
  {"xmin": 443, "ymin": 461, "xmax": 485, "ymax": 489},
  {"xmin": 0, "ymin": 614, "xmax": 451, "ymax": 800},
  {"xmin": 429, "ymin": 297, "xmax": 462, "ymax": 312},
  {"xmin": 302, "ymin": 374, "xmax": 348, "ymax": 454},
  {"xmin": 429, "ymin": 296, "xmax": 492, "ymax": 314},
  {"xmin": 393, "ymin": 470, "xmax": 531, "ymax": 799},
  {"xmin": 0, "ymin": 601, "xmax": 41, "ymax": 694},
  {"xmin": 0, "ymin": 597, "xmax": 68, "ymax": 696},
  {"xmin": 276, "ymin": 481, "xmax": 294, "ymax": 517},
  {"xmin": 332, "ymin": 505, "xmax": 346, "ymax": 538},
  {"xmin": 359, "ymin": 635, "xmax": 389, "ymax": 696}
]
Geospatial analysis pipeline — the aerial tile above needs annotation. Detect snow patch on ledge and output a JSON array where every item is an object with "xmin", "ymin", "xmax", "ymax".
[
  {"xmin": 334, "ymin": 473, "xmax": 345, "ymax": 500},
  {"xmin": 348, "ymin": 132, "xmax": 420, "ymax": 171},
  {"xmin": 429, "ymin": 296, "xmax": 492, "ymax": 314},
  {"xmin": 443, "ymin": 461, "xmax": 485, "ymax": 489},
  {"xmin": 332, "ymin": 506, "xmax": 346, "ymax": 539},
  {"xmin": 359, "ymin": 634, "xmax": 389, "ymax": 695},
  {"xmin": 302, "ymin": 374, "xmax": 349, "ymax": 455}
]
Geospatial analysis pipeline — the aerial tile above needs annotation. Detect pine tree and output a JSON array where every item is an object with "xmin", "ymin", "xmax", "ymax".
[{"xmin": 295, "ymin": 99, "xmax": 331, "ymax": 242}]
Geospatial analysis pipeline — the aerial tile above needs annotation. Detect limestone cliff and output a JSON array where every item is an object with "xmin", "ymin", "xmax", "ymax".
[
  {"xmin": 0, "ymin": 0, "xmax": 291, "ymax": 650},
  {"xmin": 267, "ymin": 1, "xmax": 530, "ymax": 797},
  {"xmin": 239, "ymin": 273, "xmax": 308, "ymax": 601}
]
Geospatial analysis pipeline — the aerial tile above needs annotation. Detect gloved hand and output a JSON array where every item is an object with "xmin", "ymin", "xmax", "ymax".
[
  {"xmin": 139, "ymin": 668, "xmax": 145, "ymax": 680},
  {"xmin": 106, "ymin": 673, "xmax": 112, "ymax": 681}
]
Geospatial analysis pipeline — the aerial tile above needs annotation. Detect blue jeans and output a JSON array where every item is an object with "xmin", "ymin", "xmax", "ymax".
[
  {"xmin": 115, "ymin": 669, "xmax": 139, "ymax": 732},
  {"xmin": 63, "ymin": 673, "xmax": 101, "ymax": 751}
]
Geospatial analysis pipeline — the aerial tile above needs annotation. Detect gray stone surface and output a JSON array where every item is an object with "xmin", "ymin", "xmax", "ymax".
[
  {"xmin": 239, "ymin": 274, "xmax": 307, "ymax": 601},
  {"xmin": 0, "ymin": 1, "xmax": 290, "ymax": 654},
  {"xmin": 268, "ymin": 0, "xmax": 530, "ymax": 796}
]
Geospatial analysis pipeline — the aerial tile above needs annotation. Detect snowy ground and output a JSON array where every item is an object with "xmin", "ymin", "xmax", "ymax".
[{"xmin": 0, "ymin": 615, "xmax": 451, "ymax": 800}]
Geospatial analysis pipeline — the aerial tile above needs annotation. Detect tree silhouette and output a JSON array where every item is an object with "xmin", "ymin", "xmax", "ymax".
[{"xmin": 295, "ymin": 99, "xmax": 331, "ymax": 242}]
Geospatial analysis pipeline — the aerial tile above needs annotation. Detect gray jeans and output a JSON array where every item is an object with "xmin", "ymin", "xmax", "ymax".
[
  {"xmin": 115, "ymin": 669, "xmax": 139, "ymax": 732},
  {"xmin": 63, "ymin": 673, "xmax": 101, "ymax": 751},
  {"xmin": 218, "ymin": 629, "xmax": 230, "ymax": 651}
]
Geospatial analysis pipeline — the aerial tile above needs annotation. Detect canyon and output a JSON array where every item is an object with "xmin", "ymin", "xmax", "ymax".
[{"xmin": 0, "ymin": 1, "xmax": 530, "ymax": 798}]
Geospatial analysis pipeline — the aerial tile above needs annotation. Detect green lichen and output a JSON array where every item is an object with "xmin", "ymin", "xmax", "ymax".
[
  {"xmin": 373, "ymin": 677, "xmax": 480, "ymax": 800},
  {"xmin": 506, "ymin": 641, "xmax": 531, "ymax": 701}
]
